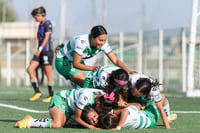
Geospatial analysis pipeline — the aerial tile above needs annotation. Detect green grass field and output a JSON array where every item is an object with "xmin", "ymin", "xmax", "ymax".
[{"xmin": 0, "ymin": 86, "xmax": 199, "ymax": 133}]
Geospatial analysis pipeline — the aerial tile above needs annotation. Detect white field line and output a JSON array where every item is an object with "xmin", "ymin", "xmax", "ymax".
[
  {"xmin": 0, "ymin": 103, "xmax": 48, "ymax": 113},
  {"xmin": 172, "ymin": 111, "xmax": 200, "ymax": 114},
  {"xmin": 1, "ymin": 103, "xmax": 200, "ymax": 114}
]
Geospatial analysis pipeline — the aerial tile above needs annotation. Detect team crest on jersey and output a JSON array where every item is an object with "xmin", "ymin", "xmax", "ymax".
[
  {"xmin": 70, "ymin": 67, "xmax": 76, "ymax": 72},
  {"xmin": 61, "ymin": 103, "xmax": 65, "ymax": 109},
  {"xmin": 81, "ymin": 40, "xmax": 85, "ymax": 44}
]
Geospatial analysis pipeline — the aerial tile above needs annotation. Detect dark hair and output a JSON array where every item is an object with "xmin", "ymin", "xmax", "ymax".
[
  {"xmin": 99, "ymin": 94, "xmax": 116, "ymax": 112},
  {"xmin": 55, "ymin": 43, "xmax": 64, "ymax": 51},
  {"xmin": 105, "ymin": 69, "xmax": 129, "ymax": 94},
  {"xmin": 99, "ymin": 113, "xmax": 118, "ymax": 129},
  {"xmin": 31, "ymin": 6, "xmax": 46, "ymax": 17},
  {"xmin": 90, "ymin": 25, "xmax": 107, "ymax": 38},
  {"xmin": 81, "ymin": 105, "xmax": 94, "ymax": 124},
  {"xmin": 135, "ymin": 78, "xmax": 160, "ymax": 99}
]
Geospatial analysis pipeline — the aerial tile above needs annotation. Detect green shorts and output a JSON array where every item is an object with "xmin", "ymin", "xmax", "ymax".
[
  {"xmin": 55, "ymin": 57, "xmax": 89, "ymax": 80},
  {"xmin": 141, "ymin": 102, "xmax": 160, "ymax": 128},
  {"xmin": 49, "ymin": 91, "xmax": 73, "ymax": 119},
  {"xmin": 83, "ymin": 71, "xmax": 96, "ymax": 88}
]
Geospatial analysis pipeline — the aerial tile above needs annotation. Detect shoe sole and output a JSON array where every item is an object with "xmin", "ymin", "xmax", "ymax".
[{"xmin": 14, "ymin": 115, "xmax": 32, "ymax": 128}]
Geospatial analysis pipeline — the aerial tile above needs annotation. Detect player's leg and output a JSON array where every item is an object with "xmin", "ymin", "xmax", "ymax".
[
  {"xmin": 42, "ymin": 65, "xmax": 54, "ymax": 102},
  {"xmin": 49, "ymin": 106, "xmax": 67, "ymax": 128},
  {"xmin": 15, "ymin": 92, "xmax": 67, "ymax": 128},
  {"xmin": 14, "ymin": 106, "xmax": 66, "ymax": 128},
  {"xmin": 27, "ymin": 58, "xmax": 42, "ymax": 101},
  {"xmin": 69, "ymin": 71, "xmax": 86, "ymax": 88}
]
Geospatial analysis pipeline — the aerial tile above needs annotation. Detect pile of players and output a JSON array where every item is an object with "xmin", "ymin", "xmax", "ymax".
[
  {"xmin": 15, "ymin": 64, "xmax": 177, "ymax": 130},
  {"xmin": 15, "ymin": 7, "xmax": 177, "ymax": 129}
]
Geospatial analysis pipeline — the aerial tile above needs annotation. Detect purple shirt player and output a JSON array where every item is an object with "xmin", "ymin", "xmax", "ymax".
[{"xmin": 37, "ymin": 20, "xmax": 53, "ymax": 52}]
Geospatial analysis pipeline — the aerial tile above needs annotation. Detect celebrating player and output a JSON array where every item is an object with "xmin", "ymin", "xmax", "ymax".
[{"xmin": 55, "ymin": 25, "xmax": 135, "ymax": 88}]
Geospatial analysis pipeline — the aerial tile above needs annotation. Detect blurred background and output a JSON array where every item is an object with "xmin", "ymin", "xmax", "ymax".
[{"xmin": 0, "ymin": 0, "xmax": 200, "ymax": 97}]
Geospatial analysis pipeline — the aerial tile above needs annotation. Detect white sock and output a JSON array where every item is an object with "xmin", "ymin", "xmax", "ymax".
[
  {"xmin": 163, "ymin": 99, "xmax": 170, "ymax": 120},
  {"xmin": 29, "ymin": 118, "xmax": 52, "ymax": 128}
]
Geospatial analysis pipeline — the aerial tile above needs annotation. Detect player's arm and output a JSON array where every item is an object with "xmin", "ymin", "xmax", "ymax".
[
  {"xmin": 106, "ymin": 52, "xmax": 135, "ymax": 74},
  {"xmin": 75, "ymin": 108, "xmax": 99, "ymax": 129},
  {"xmin": 156, "ymin": 101, "xmax": 171, "ymax": 129},
  {"xmin": 73, "ymin": 52, "xmax": 100, "ymax": 71},
  {"xmin": 112, "ymin": 108, "xmax": 129, "ymax": 130},
  {"xmin": 35, "ymin": 32, "xmax": 51, "ymax": 57},
  {"xmin": 117, "ymin": 89, "xmax": 129, "ymax": 108}
]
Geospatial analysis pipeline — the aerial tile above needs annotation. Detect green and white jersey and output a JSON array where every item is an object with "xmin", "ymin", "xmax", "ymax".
[
  {"xmin": 123, "ymin": 105, "xmax": 151, "ymax": 129},
  {"xmin": 56, "ymin": 34, "xmax": 112, "ymax": 64},
  {"xmin": 60, "ymin": 88, "xmax": 104, "ymax": 112},
  {"xmin": 85, "ymin": 65, "xmax": 119, "ymax": 88},
  {"xmin": 128, "ymin": 73, "xmax": 162, "ymax": 104},
  {"xmin": 123, "ymin": 103, "xmax": 159, "ymax": 129}
]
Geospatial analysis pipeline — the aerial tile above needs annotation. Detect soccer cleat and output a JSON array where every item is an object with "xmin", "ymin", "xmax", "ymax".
[
  {"xmin": 42, "ymin": 96, "xmax": 52, "ymax": 103},
  {"xmin": 169, "ymin": 113, "xmax": 177, "ymax": 123},
  {"xmin": 14, "ymin": 115, "xmax": 32, "ymax": 128},
  {"xmin": 29, "ymin": 93, "xmax": 42, "ymax": 101}
]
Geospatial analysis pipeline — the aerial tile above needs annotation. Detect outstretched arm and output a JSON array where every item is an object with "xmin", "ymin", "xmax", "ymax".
[
  {"xmin": 106, "ymin": 52, "xmax": 136, "ymax": 74},
  {"xmin": 156, "ymin": 101, "xmax": 171, "ymax": 129}
]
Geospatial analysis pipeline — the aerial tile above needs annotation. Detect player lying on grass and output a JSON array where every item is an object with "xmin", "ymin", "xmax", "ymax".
[
  {"xmin": 14, "ymin": 88, "xmax": 114, "ymax": 129},
  {"xmin": 81, "ymin": 103, "xmax": 160, "ymax": 130},
  {"xmin": 99, "ymin": 102, "xmax": 161, "ymax": 130},
  {"xmin": 117, "ymin": 73, "xmax": 177, "ymax": 129},
  {"xmin": 81, "ymin": 99, "xmax": 176, "ymax": 130},
  {"xmin": 84, "ymin": 65, "xmax": 130, "ymax": 94}
]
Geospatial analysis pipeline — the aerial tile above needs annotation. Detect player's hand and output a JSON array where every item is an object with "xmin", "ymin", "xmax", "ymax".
[
  {"xmin": 35, "ymin": 50, "xmax": 41, "ymax": 57},
  {"xmin": 128, "ymin": 71, "xmax": 138, "ymax": 74},
  {"xmin": 88, "ymin": 125, "xmax": 101, "ymax": 129},
  {"xmin": 94, "ymin": 65, "xmax": 101, "ymax": 71}
]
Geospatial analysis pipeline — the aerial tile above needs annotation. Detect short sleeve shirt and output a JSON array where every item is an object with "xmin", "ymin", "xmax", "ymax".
[
  {"xmin": 56, "ymin": 34, "xmax": 112, "ymax": 64},
  {"xmin": 37, "ymin": 20, "xmax": 53, "ymax": 52}
]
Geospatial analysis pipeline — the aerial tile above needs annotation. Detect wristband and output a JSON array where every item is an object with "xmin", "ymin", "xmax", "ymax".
[
  {"xmin": 116, "ymin": 126, "xmax": 121, "ymax": 130},
  {"xmin": 39, "ymin": 46, "xmax": 43, "ymax": 51}
]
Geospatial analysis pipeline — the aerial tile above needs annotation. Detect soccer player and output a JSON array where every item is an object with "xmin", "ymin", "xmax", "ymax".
[
  {"xmin": 84, "ymin": 65, "xmax": 129, "ymax": 94},
  {"xmin": 27, "ymin": 6, "xmax": 54, "ymax": 102},
  {"xmin": 14, "ymin": 88, "xmax": 113, "ymax": 129},
  {"xmin": 99, "ymin": 103, "xmax": 161, "ymax": 130},
  {"xmin": 118, "ymin": 73, "xmax": 177, "ymax": 129},
  {"xmin": 55, "ymin": 25, "xmax": 135, "ymax": 88}
]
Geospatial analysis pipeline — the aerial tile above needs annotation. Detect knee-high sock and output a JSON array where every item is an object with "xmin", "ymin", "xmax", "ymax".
[
  {"xmin": 31, "ymin": 78, "xmax": 40, "ymax": 93},
  {"xmin": 29, "ymin": 118, "xmax": 52, "ymax": 128},
  {"xmin": 48, "ymin": 81, "xmax": 54, "ymax": 96},
  {"xmin": 163, "ymin": 99, "xmax": 170, "ymax": 120}
]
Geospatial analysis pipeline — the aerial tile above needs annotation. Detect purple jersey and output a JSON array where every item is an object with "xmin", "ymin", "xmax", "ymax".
[{"xmin": 37, "ymin": 20, "xmax": 53, "ymax": 52}]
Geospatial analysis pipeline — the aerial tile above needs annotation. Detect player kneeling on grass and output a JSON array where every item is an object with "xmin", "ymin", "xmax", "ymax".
[{"xmin": 14, "ymin": 88, "xmax": 114, "ymax": 129}]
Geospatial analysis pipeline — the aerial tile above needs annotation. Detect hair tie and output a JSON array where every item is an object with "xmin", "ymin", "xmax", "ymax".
[
  {"xmin": 104, "ymin": 92, "xmax": 115, "ymax": 101},
  {"xmin": 114, "ymin": 79, "xmax": 128, "ymax": 86}
]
